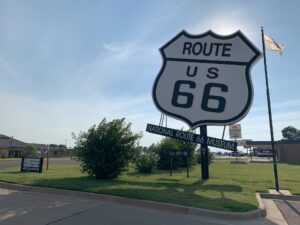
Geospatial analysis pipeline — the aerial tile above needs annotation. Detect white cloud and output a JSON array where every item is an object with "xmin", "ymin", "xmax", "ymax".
[
  {"xmin": 0, "ymin": 91, "xmax": 158, "ymax": 147},
  {"xmin": 187, "ymin": 8, "xmax": 256, "ymax": 38},
  {"xmin": 73, "ymin": 40, "xmax": 159, "ymax": 94}
]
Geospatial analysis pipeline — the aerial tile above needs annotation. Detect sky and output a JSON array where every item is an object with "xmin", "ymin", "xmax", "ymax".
[{"xmin": 0, "ymin": 0, "xmax": 299, "ymax": 149}]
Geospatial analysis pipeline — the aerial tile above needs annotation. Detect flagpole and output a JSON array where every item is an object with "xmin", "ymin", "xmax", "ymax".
[{"xmin": 261, "ymin": 26, "xmax": 279, "ymax": 191}]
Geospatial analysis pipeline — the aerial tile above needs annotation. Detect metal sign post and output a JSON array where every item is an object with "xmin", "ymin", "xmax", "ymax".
[
  {"xmin": 261, "ymin": 27, "xmax": 279, "ymax": 191},
  {"xmin": 169, "ymin": 156, "xmax": 173, "ymax": 176},
  {"xmin": 229, "ymin": 124, "xmax": 241, "ymax": 160},
  {"xmin": 169, "ymin": 150, "xmax": 189, "ymax": 178},
  {"xmin": 186, "ymin": 153, "xmax": 189, "ymax": 178},
  {"xmin": 46, "ymin": 145, "xmax": 49, "ymax": 170},
  {"xmin": 200, "ymin": 126, "xmax": 209, "ymax": 179}
]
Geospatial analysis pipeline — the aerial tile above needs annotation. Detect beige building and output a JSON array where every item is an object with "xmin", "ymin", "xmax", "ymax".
[
  {"xmin": 245, "ymin": 140, "xmax": 300, "ymax": 163},
  {"xmin": 276, "ymin": 140, "xmax": 300, "ymax": 163},
  {"xmin": 0, "ymin": 134, "xmax": 48, "ymax": 158}
]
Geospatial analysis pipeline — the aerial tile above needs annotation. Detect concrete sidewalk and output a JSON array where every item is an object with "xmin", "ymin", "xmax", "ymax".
[
  {"xmin": 260, "ymin": 190, "xmax": 300, "ymax": 225},
  {"xmin": 0, "ymin": 187, "xmax": 279, "ymax": 225}
]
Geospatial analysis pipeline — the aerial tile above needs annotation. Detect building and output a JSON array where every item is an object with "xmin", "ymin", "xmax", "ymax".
[
  {"xmin": 276, "ymin": 140, "xmax": 300, "ymax": 163},
  {"xmin": 0, "ymin": 134, "xmax": 48, "ymax": 158},
  {"xmin": 245, "ymin": 140, "xmax": 300, "ymax": 163}
]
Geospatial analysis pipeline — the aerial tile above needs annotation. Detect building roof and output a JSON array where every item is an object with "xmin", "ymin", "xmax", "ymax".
[
  {"xmin": 245, "ymin": 140, "xmax": 300, "ymax": 148},
  {"xmin": 0, "ymin": 134, "xmax": 48, "ymax": 150}
]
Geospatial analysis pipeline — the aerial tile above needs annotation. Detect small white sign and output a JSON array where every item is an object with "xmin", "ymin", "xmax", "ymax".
[
  {"xmin": 23, "ymin": 158, "xmax": 40, "ymax": 167},
  {"xmin": 235, "ymin": 139, "xmax": 252, "ymax": 146},
  {"xmin": 229, "ymin": 124, "xmax": 242, "ymax": 139},
  {"xmin": 21, "ymin": 158, "xmax": 43, "ymax": 172}
]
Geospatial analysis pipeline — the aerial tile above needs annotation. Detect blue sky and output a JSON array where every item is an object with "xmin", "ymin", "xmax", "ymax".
[{"xmin": 0, "ymin": 0, "xmax": 299, "ymax": 148}]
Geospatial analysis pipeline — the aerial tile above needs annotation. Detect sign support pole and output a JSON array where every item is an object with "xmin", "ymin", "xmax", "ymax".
[
  {"xmin": 186, "ymin": 154, "xmax": 189, "ymax": 178},
  {"xmin": 169, "ymin": 156, "xmax": 173, "ymax": 176},
  {"xmin": 200, "ymin": 125, "xmax": 209, "ymax": 180},
  {"xmin": 261, "ymin": 26, "xmax": 279, "ymax": 191},
  {"xmin": 46, "ymin": 145, "xmax": 49, "ymax": 170},
  {"xmin": 222, "ymin": 126, "xmax": 226, "ymax": 139},
  {"xmin": 235, "ymin": 137, "xmax": 237, "ymax": 160}
]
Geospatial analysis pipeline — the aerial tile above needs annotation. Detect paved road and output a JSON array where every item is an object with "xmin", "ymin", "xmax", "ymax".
[
  {"xmin": 0, "ymin": 188, "xmax": 278, "ymax": 225},
  {"xmin": 275, "ymin": 200, "xmax": 300, "ymax": 225},
  {"xmin": 46, "ymin": 157, "xmax": 78, "ymax": 164},
  {"xmin": 0, "ymin": 157, "xmax": 77, "ymax": 169},
  {"xmin": 0, "ymin": 160, "xmax": 21, "ymax": 169}
]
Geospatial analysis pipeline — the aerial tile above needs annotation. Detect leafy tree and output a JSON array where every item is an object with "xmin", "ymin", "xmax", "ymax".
[
  {"xmin": 59, "ymin": 144, "xmax": 68, "ymax": 154},
  {"xmin": 22, "ymin": 145, "xmax": 37, "ymax": 158},
  {"xmin": 155, "ymin": 136, "xmax": 197, "ymax": 170},
  {"xmin": 197, "ymin": 148, "xmax": 214, "ymax": 165},
  {"xmin": 147, "ymin": 143, "xmax": 156, "ymax": 153},
  {"xmin": 176, "ymin": 138, "xmax": 197, "ymax": 167},
  {"xmin": 155, "ymin": 138, "xmax": 179, "ymax": 169},
  {"xmin": 281, "ymin": 126, "xmax": 300, "ymax": 140},
  {"xmin": 134, "ymin": 145, "xmax": 158, "ymax": 173},
  {"xmin": 51, "ymin": 144, "xmax": 68, "ymax": 157},
  {"xmin": 73, "ymin": 118, "xmax": 142, "ymax": 179},
  {"xmin": 135, "ymin": 153, "xmax": 157, "ymax": 173},
  {"xmin": 58, "ymin": 144, "xmax": 68, "ymax": 156}
]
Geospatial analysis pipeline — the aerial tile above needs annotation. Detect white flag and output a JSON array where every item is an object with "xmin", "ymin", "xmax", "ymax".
[{"xmin": 264, "ymin": 34, "xmax": 284, "ymax": 53}]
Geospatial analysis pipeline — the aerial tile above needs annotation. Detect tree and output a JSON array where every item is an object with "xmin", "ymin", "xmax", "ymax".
[
  {"xmin": 281, "ymin": 126, "xmax": 300, "ymax": 140},
  {"xmin": 176, "ymin": 138, "xmax": 197, "ymax": 167},
  {"xmin": 55, "ymin": 145, "xmax": 68, "ymax": 157},
  {"xmin": 73, "ymin": 118, "xmax": 142, "ymax": 179},
  {"xmin": 133, "ymin": 145, "xmax": 158, "ymax": 173},
  {"xmin": 197, "ymin": 148, "xmax": 214, "ymax": 165},
  {"xmin": 22, "ymin": 145, "xmax": 37, "ymax": 158},
  {"xmin": 49, "ymin": 144, "xmax": 69, "ymax": 157},
  {"xmin": 155, "ymin": 136, "xmax": 197, "ymax": 170}
]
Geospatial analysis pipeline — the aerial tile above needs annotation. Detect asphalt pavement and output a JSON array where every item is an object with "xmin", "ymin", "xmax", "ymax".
[
  {"xmin": 1, "ymin": 158, "xmax": 298, "ymax": 224},
  {"xmin": 0, "ymin": 157, "xmax": 77, "ymax": 169},
  {"xmin": 0, "ymin": 188, "xmax": 279, "ymax": 225},
  {"xmin": 274, "ymin": 200, "xmax": 300, "ymax": 225},
  {"xmin": 0, "ymin": 159, "xmax": 21, "ymax": 169}
]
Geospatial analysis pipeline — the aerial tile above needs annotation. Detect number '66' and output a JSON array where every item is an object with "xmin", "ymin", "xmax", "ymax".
[{"xmin": 171, "ymin": 80, "xmax": 228, "ymax": 113}]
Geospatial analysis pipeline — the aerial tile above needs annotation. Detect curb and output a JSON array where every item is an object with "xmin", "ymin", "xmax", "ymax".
[
  {"xmin": 0, "ymin": 181, "xmax": 265, "ymax": 220},
  {"xmin": 259, "ymin": 193, "xmax": 300, "ymax": 201},
  {"xmin": 256, "ymin": 193, "xmax": 267, "ymax": 217}
]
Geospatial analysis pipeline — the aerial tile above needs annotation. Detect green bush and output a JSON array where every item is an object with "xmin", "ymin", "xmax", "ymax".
[
  {"xmin": 155, "ymin": 136, "xmax": 197, "ymax": 170},
  {"xmin": 50, "ymin": 144, "xmax": 69, "ymax": 157},
  {"xmin": 22, "ymin": 145, "xmax": 37, "ymax": 158},
  {"xmin": 135, "ymin": 153, "xmax": 156, "ymax": 173},
  {"xmin": 73, "ymin": 118, "xmax": 142, "ymax": 179},
  {"xmin": 197, "ymin": 148, "xmax": 214, "ymax": 165}
]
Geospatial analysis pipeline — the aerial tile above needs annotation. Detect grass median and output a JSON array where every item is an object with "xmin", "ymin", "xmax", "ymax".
[{"xmin": 0, "ymin": 160, "xmax": 299, "ymax": 212}]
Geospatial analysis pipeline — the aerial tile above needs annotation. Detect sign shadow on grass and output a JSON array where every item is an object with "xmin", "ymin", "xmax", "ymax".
[{"xmin": 30, "ymin": 176, "xmax": 252, "ymax": 212}]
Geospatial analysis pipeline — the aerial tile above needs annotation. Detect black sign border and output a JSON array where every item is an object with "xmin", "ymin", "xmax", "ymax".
[
  {"xmin": 152, "ymin": 30, "xmax": 262, "ymax": 129},
  {"xmin": 21, "ymin": 157, "xmax": 44, "ymax": 173}
]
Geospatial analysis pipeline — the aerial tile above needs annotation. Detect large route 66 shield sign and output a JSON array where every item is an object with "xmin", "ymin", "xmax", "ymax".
[{"xmin": 152, "ymin": 30, "xmax": 262, "ymax": 129}]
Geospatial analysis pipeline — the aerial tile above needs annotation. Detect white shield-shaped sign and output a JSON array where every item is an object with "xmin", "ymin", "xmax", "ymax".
[{"xmin": 153, "ymin": 30, "xmax": 262, "ymax": 129}]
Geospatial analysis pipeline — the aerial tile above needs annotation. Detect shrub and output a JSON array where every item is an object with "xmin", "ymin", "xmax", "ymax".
[
  {"xmin": 73, "ymin": 118, "xmax": 142, "ymax": 179},
  {"xmin": 22, "ymin": 145, "xmax": 37, "ymax": 158},
  {"xmin": 135, "ymin": 153, "xmax": 156, "ymax": 173},
  {"xmin": 155, "ymin": 136, "xmax": 197, "ymax": 170},
  {"xmin": 197, "ymin": 148, "xmax": 214, "ymax": 165}
]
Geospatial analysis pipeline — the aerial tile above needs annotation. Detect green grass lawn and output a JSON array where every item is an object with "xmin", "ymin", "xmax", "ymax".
[{"xmin": 0, "ymin": 160, "xmax": 299, "ymax": 212}]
